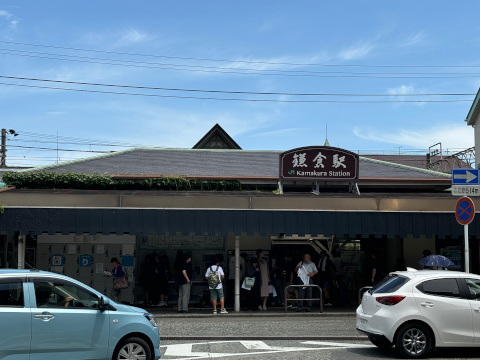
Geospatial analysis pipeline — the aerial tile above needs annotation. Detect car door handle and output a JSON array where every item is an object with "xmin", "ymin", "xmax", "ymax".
[
  {"xmin": 34, "ymin": 313, "xmax": 54, "ymax": 320},
  {"xmin": 474, "ymin": 308, "xmax": 480, "ymax": 313},
  {"xmin": 420, "ymin": 302, "xmax": 434, "ymax": 308}
]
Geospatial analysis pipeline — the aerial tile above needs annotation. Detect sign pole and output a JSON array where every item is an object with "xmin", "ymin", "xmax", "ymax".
[
  {"xmin": 455, "ymin": 196, "xmax": 475, "ymax": 273},
  {"xmin": 465, "ymin": 224, "xmax": 470, "ymax": 273}
]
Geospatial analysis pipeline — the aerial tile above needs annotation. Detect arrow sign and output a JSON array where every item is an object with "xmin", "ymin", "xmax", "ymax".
[{"xmin": 452, "ymin": 169, "xmax": 480, "ymax": 185}]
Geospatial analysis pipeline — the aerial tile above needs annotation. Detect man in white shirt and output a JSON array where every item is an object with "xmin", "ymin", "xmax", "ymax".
[
  {"xmin": 295, "ymin": 253, "xmax": 318, "ymax": 312},
  {"xmin": 205, "ymin": 256, "xmax": 228, "ymax": 314}
]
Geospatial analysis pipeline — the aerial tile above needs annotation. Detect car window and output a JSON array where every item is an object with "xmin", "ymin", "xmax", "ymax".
[
  {"xmin": 465, "ymin": 279, "xmax": 480, "ymax": 300},
  {"xmin": 0, "ymin": 282, "xmax": 24, "ymax": 307},
  {"xmin": 34, "ymin": 280, "xmax": 99, "ymax": 309},
  {"xmin": 417, "ymin": 278, "xmax": 461, "ymax": 298},
  {"xmin": 371, "ymin": 275, "xmax": 409, "ymax": 294}
]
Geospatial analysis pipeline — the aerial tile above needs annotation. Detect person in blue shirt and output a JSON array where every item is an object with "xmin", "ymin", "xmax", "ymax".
[{"xmin": 110, "ymin": 257, "xmax": 125, "ymax": 302}]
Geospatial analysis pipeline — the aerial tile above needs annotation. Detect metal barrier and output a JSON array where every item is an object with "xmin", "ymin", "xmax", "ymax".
[
  {"xmin": 358, "ymin": 286, "xmax": 373, "ymax": 305},
  {"xmin": 284, "ymin": 284, "xmax": 323, "ymax": 313}
]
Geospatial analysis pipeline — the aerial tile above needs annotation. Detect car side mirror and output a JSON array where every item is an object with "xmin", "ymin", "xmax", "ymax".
[{"xmin": 98, "ymin": 296, "xmax": 110, "ymax": 311}]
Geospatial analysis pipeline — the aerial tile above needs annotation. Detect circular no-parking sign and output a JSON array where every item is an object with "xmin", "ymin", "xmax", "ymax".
[{"xmin": 455, "ymin": 196, "xmax": 475, "ymax": 225}]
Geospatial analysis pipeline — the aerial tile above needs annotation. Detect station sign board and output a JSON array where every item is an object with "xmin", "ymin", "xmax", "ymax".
[{"xmin": 279, "ymin": 146, "xmax": 359, "ymax": 181}]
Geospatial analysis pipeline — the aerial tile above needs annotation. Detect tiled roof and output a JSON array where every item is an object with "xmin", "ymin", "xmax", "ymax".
[{"xmin": 24, "ymin": 148, "xmax": 450, "ymax": 180}]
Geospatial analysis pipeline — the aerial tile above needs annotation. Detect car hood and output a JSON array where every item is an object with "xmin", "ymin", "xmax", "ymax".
[{"xmin": 114, "ymin": 303, "xmax": 148, "ymax": 314}]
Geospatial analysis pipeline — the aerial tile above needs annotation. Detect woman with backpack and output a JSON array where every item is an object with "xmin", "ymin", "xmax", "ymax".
[{"xmin": 204, "ymin": 256, "xmax": 228, "ymax": 314}]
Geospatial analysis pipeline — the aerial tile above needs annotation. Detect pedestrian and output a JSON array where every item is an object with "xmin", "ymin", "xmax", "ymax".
[
  {"xmin": 285, "ymin": 254, "xmax": 297, "ymax": 302},
  {"xmin": 255, "ymin": 249, "xmax": 270, "ymax": 311},
  {"xmin": 157, "ymin": 254, "xmax": 170, "ymax": 307},
  {"xmin": 270, "ymin": 252, "xmax": 285, "ymax": 307},
  {"xmin": 295, "ymin": 253, "xmax": 318, "ymax": 312},
  {"xmin": 177, "ymin": 254, "xmax": 193, "ymax": 313},
  {"xmin": 110, "ymin": 257, "xmax": 128, "ymax": 302},
  {"xmin": 317, "ymin": 250, "xmax": 335, "ymax": 307},
  {"xmin": 245, "ymin": 257, "xmax": 262, "ymax": 311},
  {"xmin": 140, "ymin": 254, "xmax": 154, "ymax": 306},
  {"xmin": 367, "ymin": 251, "xmax": 383, "ymax": 286},
  {"xmin": 205, "ymin": 256, "xmax": 228, "ymax": 314},
  {"xmin": 227, "ymin": 252, "xmax": 245, "ymax": 307}
]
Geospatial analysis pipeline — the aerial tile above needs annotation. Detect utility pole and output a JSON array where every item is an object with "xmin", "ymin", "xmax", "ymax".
[{"xmin": 0, "ymin": 128, "xmax": 6, "ymax": 168}]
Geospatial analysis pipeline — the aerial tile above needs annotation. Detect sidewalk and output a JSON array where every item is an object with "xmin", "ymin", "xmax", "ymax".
[
  {"xmin": 154, "ymin": 310, "xmax": 362, "ymax": 340},
  {"xmin": 147, "ymin": 305, "xmax": 357, "ymax": 318}
]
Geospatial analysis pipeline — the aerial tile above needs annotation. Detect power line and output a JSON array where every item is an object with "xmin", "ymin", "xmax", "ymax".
[
  {"xmin": 3, "ymin": 48, "xmax": 480, "ymax": 76},
  {"xmin": 0, "ymin": 75, "xmax": 475, "ymax": 97},
  {"xmin": 0, "ymin": 82, "xmax": 473, "ymax": 103},
  {"xmin": 2, "ymin": 39, "xmax": 480, "ymax": 69},
  {"xmin": 4, "ymin": 51, "xmax": 480, "ymax": 79}
]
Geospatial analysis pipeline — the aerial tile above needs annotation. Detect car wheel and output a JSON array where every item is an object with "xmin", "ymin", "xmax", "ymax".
[
  {"xmin": 369, "ymin": 336, "xmax": 392, "ymax": 349},
  {"xmin": 395, "ymin": 323, "xmax": 431, "ymax": 358},
  {"xmin": 113, "ymin": 337, "xmax": 151, "ymax": 360}
]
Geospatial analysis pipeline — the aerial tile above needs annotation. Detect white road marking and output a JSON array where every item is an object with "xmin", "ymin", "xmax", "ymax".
[
  {"xmin": 302, "ymin": 341, "xmax": 373, "ymax": 348},
  {"xmin": 160, "ymin": 340, "xmax": 374, "ymax": 359}
]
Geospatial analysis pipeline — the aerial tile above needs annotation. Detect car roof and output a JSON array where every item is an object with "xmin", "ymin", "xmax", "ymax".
[{"xmin": 392, "ymin": 270, "xmax": 480, "ymax": 279}]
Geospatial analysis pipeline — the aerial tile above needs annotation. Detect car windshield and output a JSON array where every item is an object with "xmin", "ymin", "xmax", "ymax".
[{"xmin": 371, "ymin": 274, "xmax": 410, "ymax": 294}]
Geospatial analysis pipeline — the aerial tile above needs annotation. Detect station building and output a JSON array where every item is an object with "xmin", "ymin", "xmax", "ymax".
[{"xmin": 0, "ymin": 124, "xmax": 475, "ymax": 305}]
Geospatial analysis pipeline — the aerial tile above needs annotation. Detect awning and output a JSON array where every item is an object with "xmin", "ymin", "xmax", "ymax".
[{"xmin": 0, "ymin": 207, "xmax": 470, "ymax": 238}]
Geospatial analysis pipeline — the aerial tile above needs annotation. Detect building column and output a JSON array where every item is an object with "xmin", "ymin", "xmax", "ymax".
[
  {"xmin": 17, "ymin": 235, "xmax": 25, "ymax": 269},
  {"xmin": 234, "ymin": 235, "xmax": 240, "ymax": 312}
]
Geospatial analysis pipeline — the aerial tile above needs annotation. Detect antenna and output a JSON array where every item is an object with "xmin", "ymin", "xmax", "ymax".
[{"xmin": 324, "ymin": 123, "xmax": 330, "ymax": 147}]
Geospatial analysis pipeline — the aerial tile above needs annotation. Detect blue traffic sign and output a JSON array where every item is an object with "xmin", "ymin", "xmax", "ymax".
[
  {"xmin": 452, "ymin": 169, "xmax": 479, "ymax": 185},
  {"xmin": 455, "ymin": 197, "xmax": 475, "ymax": 225},
  {"xmin": 79, "ymin": 254, "xmax": 92, "ymax": 267}
]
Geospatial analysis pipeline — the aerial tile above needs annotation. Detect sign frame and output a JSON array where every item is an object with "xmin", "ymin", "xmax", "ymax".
[
  {"xmin": 451, "ymin": 169, "xmax": 480, "ymax": 185},
  {"xmin": 455, "ymin": 196, "xmax": 475, "ymax": 226},
  {"xmin": 279, "ymin": 146, "xmax": 359, "ymax": 181}
]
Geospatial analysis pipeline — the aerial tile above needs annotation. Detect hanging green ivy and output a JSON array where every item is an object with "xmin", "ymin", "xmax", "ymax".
[{"xmin": 2, "ymin": 171, "xmax": 241, "ymax": 191}]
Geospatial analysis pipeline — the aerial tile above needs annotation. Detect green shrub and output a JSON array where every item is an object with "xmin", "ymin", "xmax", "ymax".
[{"xmin": 2, "ymin": 171, "xmax": 241, "ymax": 191}]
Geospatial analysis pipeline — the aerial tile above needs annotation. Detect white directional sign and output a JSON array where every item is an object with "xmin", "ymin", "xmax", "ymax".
[
  {"xmin": 451, "ymin": 169, "xmax": 479, "ymax": 185},
  {"xmin": 452, "ymin": 185, "xmax": 480, "ymax": 197}
]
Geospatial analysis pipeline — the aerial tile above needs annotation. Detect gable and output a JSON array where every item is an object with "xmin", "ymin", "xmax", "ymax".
[{"xmin": 193, "ymin": 124, "xmax": 242, "ymax": 150}]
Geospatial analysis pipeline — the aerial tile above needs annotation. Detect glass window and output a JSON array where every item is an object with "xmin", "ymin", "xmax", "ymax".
[
  {"xmin": 0, "ymin": 282, "xmax": 24, "ymax": 307},
  {"xmin": 371, "ymin": 275, "xmax": 409, "ymax": 294},
  {"xmin": 34, "ymin": 281, "xmax": 99, "ymax": 309},
  {"xmin": 417, "ymin": 278, "xmax": 461, "ymax": 298},
  {"xmin": 465, "ymin": 279, "xmax": 480, "ymax": 300}
]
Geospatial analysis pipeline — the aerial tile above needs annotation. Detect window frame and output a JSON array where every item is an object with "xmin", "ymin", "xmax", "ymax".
[
  {"xmin": 416, "ymin": 277, "xmax": 465, "ymax": 299},
  {"xmin": 29, "ymin": 276, "xmax": 101, "ymax": 310},
  {"xmin": 461, "ymin": 278, "xmax": 480, "ymax": 301},
  {"xmin": 0, "ymin": 278, "xmax": 25, "ymax": 308}
]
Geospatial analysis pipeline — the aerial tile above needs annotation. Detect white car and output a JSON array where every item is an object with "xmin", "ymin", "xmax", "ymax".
[{"xmin": 357, "ymin": 270, "xmax": 480, "ymax": 358}]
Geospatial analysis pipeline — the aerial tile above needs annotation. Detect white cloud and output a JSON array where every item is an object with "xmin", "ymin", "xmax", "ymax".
[
  {"xmin": 0, "ymin": 9, "xmax": 19, "ymax": 29},
  {"xmin": 387, "ymin": 85, "xmax": 416, "ymax": 96},
  {"xmin": 339, "ymin": 41, "xmax": 374, "ymax": 60},
  {"xmin": 399, "ymin": 31, "xmax": 425, "ymax": 47},
  {"xmin": 114, "ymin": 27, "xmax": 155, "ymax": 47},
  {"xmin": 81, "ymin": 27, "xmax": 157, "ymax": 48},
  {"xmin": 353, "ymin": 124, "xmax": 474, "ymax": 151}
]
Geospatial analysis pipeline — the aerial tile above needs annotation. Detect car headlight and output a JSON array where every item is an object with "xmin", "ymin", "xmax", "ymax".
[{"xmin": 144, "ymin": 313, "xmax": 158, "ymax": 328}]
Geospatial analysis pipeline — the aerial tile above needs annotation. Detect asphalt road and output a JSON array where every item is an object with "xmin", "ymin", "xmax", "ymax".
[
  {"xmin": 158, "ymin": 315, "xmax": 480, "ymax": 359},
  {"xmin": 159, "ymin": 340, "xmax": 480, "ymax": 360}
]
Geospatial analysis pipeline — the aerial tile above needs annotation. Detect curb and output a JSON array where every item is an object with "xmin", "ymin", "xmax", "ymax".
[{"xmin": 153, "ymin": 312, "xmax": 356, "ymax": 319}]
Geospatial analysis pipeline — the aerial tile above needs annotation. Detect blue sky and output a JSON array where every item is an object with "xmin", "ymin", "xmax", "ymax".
[{"xmin": 0, "ymin": 1, "xmax": 479, "ymax": 167}]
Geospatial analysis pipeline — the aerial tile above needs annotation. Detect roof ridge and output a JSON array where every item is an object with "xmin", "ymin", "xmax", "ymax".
[{"xmin": 360, "ymin": 156, "xmax": 451, "ymax": 178}]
